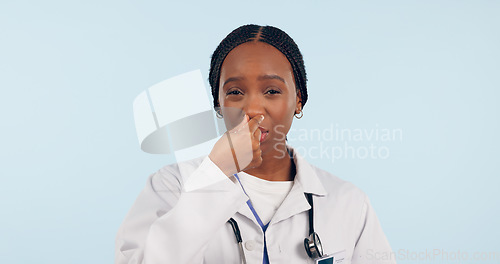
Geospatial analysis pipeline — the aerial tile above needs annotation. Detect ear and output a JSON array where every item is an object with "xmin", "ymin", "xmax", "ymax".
[{"xmin": 295, "ymin": 89, "xmax": 302, "ymax": 114}]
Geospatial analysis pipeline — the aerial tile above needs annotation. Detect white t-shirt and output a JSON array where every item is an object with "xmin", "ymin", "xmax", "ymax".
[{"xmin": 237, "ymin": 171, "xmax": 294, "ymax": 225}]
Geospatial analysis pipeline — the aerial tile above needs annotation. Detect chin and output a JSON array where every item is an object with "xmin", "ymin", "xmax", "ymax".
[{"xmin": 262, "ymin": 140, "xmax": 287, "ymax": 158}]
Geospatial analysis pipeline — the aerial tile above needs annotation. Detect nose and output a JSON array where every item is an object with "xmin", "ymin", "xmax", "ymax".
[{"xmin": 243, "ymin": 94, "xmax": 265, "ymax": 120}]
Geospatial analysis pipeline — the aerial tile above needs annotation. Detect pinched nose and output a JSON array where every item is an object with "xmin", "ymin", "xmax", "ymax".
[{"xmin": 242, "ymin": 95, "xmax": 265, "ymax": 119}]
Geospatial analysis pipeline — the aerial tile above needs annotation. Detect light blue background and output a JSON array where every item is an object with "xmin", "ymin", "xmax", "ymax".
[{"xmin": 1, "ymin": 0, "xmax": 498, "ymax": 263}]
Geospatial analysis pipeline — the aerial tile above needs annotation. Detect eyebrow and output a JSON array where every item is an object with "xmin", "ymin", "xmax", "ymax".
[
  {"xmin": 258, "ymin": 74, "xmax": 286, "ymax": 83},
  {"xmin": 222, "ymin": 74, "xmax": 286, "ymax": 87},
  {"xmin": 223, "ymin": 76, "xmax": 244, "ymax": 87}
]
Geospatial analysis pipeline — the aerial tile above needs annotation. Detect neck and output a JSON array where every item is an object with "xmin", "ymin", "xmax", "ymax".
[{"xmin": 243, "ymin": 144, "xmax": 295, "ymax": 181}]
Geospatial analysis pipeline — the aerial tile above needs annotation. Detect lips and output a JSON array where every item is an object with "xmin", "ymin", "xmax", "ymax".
[{"xmin": 258, "ymin": 126, "xmax": 269, "ymax": 142}]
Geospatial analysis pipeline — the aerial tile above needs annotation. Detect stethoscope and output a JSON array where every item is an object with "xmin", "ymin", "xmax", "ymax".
[{"xmin": 227, "ymin": 192, "xmax": 325, "ymax": 263}]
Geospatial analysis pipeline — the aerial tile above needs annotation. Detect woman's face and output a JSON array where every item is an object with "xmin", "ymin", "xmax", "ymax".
[{"xmin": 218, "ymin": 41, "xmax": 301, "ymax": 156}]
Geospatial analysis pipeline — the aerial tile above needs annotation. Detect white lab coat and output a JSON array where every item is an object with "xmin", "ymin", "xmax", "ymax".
[{"xmin": 115, "ymin": 146, "xmax": 396, "ymax": 264}]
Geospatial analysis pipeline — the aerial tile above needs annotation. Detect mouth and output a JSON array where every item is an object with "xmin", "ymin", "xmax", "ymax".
[{"xmin": 258, "ymin": 127, "xmax": 269, "ymax": 142}]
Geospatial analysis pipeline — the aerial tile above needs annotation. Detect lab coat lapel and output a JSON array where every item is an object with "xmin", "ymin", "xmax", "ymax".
[
  {"xmin": 269, "ymin": 180, "xmax": 311, "ymax": 225},
  {"xmin": 234, "ymin": 181, "xmax": 310, "ymax": 229},
  {"xmin": 270, "ymin": 146, "xmax": 328, "ymax": 225},
  {"xmin": 291, "ymin": 146, "xmax": 328, "ymax": 197},
  {"xmin": 233, "ymin": 145, "xmax": 328, "ymax": 228},
  {"xmin": 234, "ymin": 198, "xmax": 263, "ymax": 228}
]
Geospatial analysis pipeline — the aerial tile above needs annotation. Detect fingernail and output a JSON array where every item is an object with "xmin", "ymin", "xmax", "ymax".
[{"xmin": 259, "ymin": 115, "xmax": 265, "ymax": 122}]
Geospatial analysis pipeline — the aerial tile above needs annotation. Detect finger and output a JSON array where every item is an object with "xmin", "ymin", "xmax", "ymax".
[
  {"xmin": 253, "ymin": 128, "xmax": 262, "ymax": 144},
  {"xmin": 246, "ymin": 115, "xmax": 265, "ymax": 133}
]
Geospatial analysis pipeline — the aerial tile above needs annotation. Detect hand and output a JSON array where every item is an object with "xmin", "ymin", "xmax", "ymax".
[{"xmin": 209, "ymin": 114, "xmax": 265, "ymax": 176}]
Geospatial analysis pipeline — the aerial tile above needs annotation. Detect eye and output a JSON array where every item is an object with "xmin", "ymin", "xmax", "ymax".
[
  {"xmin": 265, "ymin": 88, "xmax": 281, "ymax": 95},
  {"xmin": 226, "ymin": 89, "xmax": 243, "ymax": 95}
]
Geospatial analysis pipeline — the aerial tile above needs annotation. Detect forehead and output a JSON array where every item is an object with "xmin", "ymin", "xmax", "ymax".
[{"xmin": 220, "ymin": 41, "xmax": 293, "ymax": 78}]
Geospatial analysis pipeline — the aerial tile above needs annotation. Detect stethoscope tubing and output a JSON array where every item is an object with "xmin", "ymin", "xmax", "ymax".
[
  {"xmin": 227, "ymin": 193, "xmax": 321, "ymax": 263},
  {"xmin": 228, "ymin": 218, "xmax": 247, "ymax": 264}
]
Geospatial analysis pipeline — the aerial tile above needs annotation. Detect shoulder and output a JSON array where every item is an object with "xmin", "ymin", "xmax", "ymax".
[
  {"xmin": 309, "ymin": 163, "xmax": 368, "ymax": 206},
  {"xmin": 149, "ymin": 155, "xmax": 207, "ymax": 192},
  {"xmin": 307, "ymin": 163, "xmax": 374, "ymax": 238}
]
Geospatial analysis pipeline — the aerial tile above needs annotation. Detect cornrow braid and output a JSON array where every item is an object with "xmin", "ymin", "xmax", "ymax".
[{"xmin": 209, "ymin": 24, "xmax": 308, "ymax": 109}]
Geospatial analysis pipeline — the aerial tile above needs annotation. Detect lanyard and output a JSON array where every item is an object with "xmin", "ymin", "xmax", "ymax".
[
  {"xmin": 233, "ymin": 173, "xmax": 270, "ymax": 264},
  {"xmin": 228, "ymin": 173, "xmax": 321, "ymax": 263}
]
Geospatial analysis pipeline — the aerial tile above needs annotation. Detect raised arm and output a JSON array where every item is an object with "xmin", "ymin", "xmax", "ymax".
[{"xmin": 115, "ymin": 157, "xmax": 248, "ymax": 264}]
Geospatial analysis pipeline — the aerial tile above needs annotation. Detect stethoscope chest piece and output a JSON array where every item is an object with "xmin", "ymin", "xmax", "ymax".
[{"xmin": 304, "ymin": 231, "xmax": 324, "ymax": 259}]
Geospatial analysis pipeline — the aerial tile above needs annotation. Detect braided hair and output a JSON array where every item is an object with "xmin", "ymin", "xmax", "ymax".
[{"xmin": 209, "ymin": 24, "xmax": 308, "ymax": 110}]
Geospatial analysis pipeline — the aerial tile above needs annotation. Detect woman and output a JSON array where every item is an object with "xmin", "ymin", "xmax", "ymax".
[{"xmin": 116, "ymin": 24, "xmax": 395, "ymax": 264}]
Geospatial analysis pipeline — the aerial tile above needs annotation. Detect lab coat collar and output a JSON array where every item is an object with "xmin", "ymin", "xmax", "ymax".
[
  {"xmin": 234, "ymin": 144, "xmax": 328, "ymax": 228},
  {"xmin": 267, "ymin": 145, "xmax": 329, "ymax": 226},
  {"xmin": 288, "ymin": 144, "xmax": 328, "ymax": 197}
]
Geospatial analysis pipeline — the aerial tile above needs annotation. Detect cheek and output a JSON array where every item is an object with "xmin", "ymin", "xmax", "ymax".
[
  {"xmin": 278, "ymin": 93, "xmax": 298, "ymax": 118},
  {"xmin": 270, "ymin": 98, "xmax": 295, "ymax": 135},
  {"xmin": 222, "ymin": 108, "xmax": 245, "ymax": 131},
  {"xmin": 218, "ymin": 92, "xmax": 246, "ymax": 131}
]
